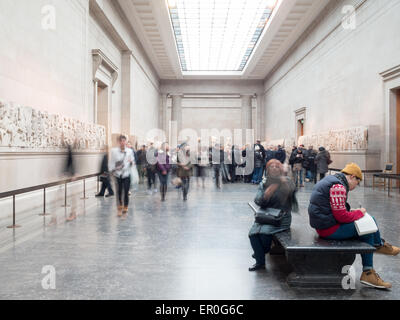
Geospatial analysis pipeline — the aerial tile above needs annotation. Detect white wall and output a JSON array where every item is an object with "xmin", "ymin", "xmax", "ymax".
[
  {"xmin": 131, "ymin": 60, "xmax": 160, "ymax": 144},
  {"xmin": 0, "ymin": 0, "xmax": 91, "ymax": 120},
  {"xmin": 165, "ymin": 97, "xmax": 257, "ymax": 143},
  {"xmin": 88, "ymin": 12, "xmax": 122, "ymax": 132},
  {"xmin": 0, "ymin": 0, "xmax": 162, "ymax": 193},
  {"xmin": 263, "ymin": 0, "xmax": 400, "ymax": 149},
  {"xmin": 181, "ymin": 98, "xmax": 242, "ymax": 135}
]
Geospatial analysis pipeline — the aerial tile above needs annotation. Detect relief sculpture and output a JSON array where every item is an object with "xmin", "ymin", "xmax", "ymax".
[
  {"xmin": 298, "ymin": 126, "xmax": 368, "ymax": 151},
  {"xmin": 0, "ymin": 101, "xmax": 106, "ymax": 150}
]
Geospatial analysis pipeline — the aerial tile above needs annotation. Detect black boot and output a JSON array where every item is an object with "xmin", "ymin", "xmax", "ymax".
[
  {"xmin": 248, "ymin": 263, "xmax": 266, "ymax": 272},
  {"xmin": 161, "ymin": 185, "xmax": 166, "ymax": 201}
]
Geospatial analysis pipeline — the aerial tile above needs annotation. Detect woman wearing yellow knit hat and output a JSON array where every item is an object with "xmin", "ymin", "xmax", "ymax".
[{"xmin": 308, "ymin": 162, "xmax": 400, "ymax": 289}]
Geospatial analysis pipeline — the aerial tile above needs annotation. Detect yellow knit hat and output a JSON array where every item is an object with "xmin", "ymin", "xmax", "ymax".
[{"xmin": 341, "ymin": 163, "xmax": 363, "ymax": 181}]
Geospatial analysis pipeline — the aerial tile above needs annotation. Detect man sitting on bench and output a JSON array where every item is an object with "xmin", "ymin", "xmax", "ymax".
[
  {"xmin": 308, "ymin": 163, "xmax": 400, "ymax": 289},
  {"xmin": 248, "ymin": 159, "xmax": 298, "ymax": 271}
]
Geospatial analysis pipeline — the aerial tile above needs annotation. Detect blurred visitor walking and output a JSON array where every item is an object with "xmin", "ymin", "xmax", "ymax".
[
  {"xmin": 110, "ymin": 135, "xmax": 134, "ymax": 217},
  {"xmin": 96, "ymin": 146, "xmax": 114, "ymax": 198},
  {"xmin": 156, "ymin": 142, "xmax": 171, "ymax": 201}
]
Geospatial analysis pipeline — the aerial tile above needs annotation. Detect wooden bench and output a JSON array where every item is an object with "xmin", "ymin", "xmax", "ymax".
[{"xmin": 248, "ymin": 202, "xmax": 376, "ymax": 288}]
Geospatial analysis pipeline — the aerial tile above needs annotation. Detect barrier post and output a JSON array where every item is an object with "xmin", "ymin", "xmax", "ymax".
[
  {"xmin": 61, "ymin": 182, "xmax": 70, "ymax": 207},
  {"xmin": 7, "ymin": 195, "xmax": 21, "ymax": 228},
  {"xmin": 39, "ymin": 187, "xmax": 50, "ymax": 216},
  {"xmin": 81, "ymin": 179, "xmax": 89, "ymax": 200}
]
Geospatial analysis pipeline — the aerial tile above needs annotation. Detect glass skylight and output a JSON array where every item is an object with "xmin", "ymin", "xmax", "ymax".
[{"xmin": 167, "ymin": 0, "xmax": 278, "ymax": 72}]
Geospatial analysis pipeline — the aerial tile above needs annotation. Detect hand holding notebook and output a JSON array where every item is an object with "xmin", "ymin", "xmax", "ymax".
[{"xmin": 355, "ymin": 211, "xmax": 378, "ymax": 236}]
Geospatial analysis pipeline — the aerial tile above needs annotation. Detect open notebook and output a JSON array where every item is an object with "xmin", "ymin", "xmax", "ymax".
[{"xmin": 355, "ymin": 213, "xmax": 378, "ymax": 236}]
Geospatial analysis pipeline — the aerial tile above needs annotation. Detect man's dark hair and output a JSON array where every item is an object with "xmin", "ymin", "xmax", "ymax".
[{"xmin": 118, "ymin": 135, "xmax": 127, "ymax": 142}]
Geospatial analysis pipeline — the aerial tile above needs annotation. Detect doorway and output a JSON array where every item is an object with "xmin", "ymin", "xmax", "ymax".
[
  {"xmin": 297, "ymin": 119, "xmax": 304, "ymax": 139},
  {"xmin": 295, "ymin": 107, "xmax": 306, "ymax": 144},
  {"xmin": 96, "ymin": 81, "xmax": 110, "ymax": 146}
]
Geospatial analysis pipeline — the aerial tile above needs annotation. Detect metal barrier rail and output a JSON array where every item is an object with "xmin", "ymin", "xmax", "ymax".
[
  {"xmin": 0, "ymin": 173, "xmax": 101, "ymax": 229},
  {"xmin": 373, "ymin": 173, "xmax": 400, "ymax": 197}
]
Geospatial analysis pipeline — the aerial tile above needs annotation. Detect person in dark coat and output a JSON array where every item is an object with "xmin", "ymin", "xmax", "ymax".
[
  {"xmin": 254, "ymin": 140, "xmax": 266, "ymax": 159},
  {"xmin": 221, "ymin": 146, "xmax": 231, "ymax": 184},
  {"xmin": 136, "ymin": 145, "xmax": 147, "ymax": 184},
  {"xmin": 242, "ymin": 144, "xmax": 253, "ymax": 183},
  {"xmin": 228, "ymin": 145, "xmax": 237, "ymax": 183},
  {"xmin": 232, "ymin": 144, "xmax": 243, "ymax": 182},
  {"xmin": 304, "ymin": 146, "xmax": 317, "ymax": 183},
  {"xmin": 156, "ymin": 142, "xmax": 171, "ymax": 201},
  {"xmin": 315, "ymin": 147, "xmax": 331, "ymax": 181},
  {"xmin": 265, "ymin": 146, "xmax": 275, "ymax": 164},
  {"xmin": 288, "ymin": 145, "xmax": 297, "ymax": 172},
  {"xmin": 291, "ymin": 148, "xmax": 305, "ymax": 188},
  {"xmin": 274, "ymin": 145, "xmax": 286, "ymax": 164},
  {"xmin": 211, "ymin": 144, "xmax": 224, "ymax": 188},
  {"xmin": 251, "ymin": 144, "xmax": 265, "ymax": 184},
  {"xmin": 195, "ymin": 145, "xmax": 208, "ymax": 187},
  {"xmin": 145, "ymin": 143, "xmax": 158, "ymax": 194},
  {"xmin": 96, "ymin": 147, "xmax": 114, "ymax": 197},
  {"xmin": 248, "ymin": 159, "xmax": 298, "ymax": 271},
  {"xmin": 177, "ymin": 146, "xmax": 192, "ymax": 201},
  {"xmin": 64, "ymin": 142, "xmax": 79, "ymax": 222}
]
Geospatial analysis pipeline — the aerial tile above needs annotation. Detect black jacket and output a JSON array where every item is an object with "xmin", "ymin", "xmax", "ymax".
[
  {"xmin": 64, "ymin": 145, "xmax": 75, "ymax": 177},
  {"xmin": 288, "ymin": 148, "xmax": 297, "ymax": 165},
  {"xmin": 290, "ymin": 151, "xmax": 304, "ymax": 165},
  {"xmin": 308, "ymin": 173, "xmax": 351, "ymax": 230},
  {"xmin": 303, "ymin": 149, "xmax": 317, "ymax": 170},
  {"xmin": 274, "ymin": 148, "xmax": 286, "ymax": 164},
  {"xmin": 100, "ymin": 153, "xmax": 109, "ymax": 174},
  {"xmin": 265, "ymin": 149, "xmax": 275, "ymax": 164},
  {"xmin": 254, "ymin": 147, "xmax": 264, "ymax": 168}
]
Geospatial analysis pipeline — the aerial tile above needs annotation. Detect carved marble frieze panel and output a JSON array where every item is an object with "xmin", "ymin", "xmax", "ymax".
[
  {"xmin": 298, "ymin": 126, "xmax": 368, "ymax": 151},
  {"xmin": 0, "ymin": 101, "xmax": 106, "ymax": 151}
]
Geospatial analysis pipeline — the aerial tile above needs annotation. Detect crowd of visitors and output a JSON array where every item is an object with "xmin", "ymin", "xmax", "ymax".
[
  {"xmin": 63, "ymin": 135, "xmax": 399, "ymax": 290},
  {"xmin": 95, "ymin": 136, "xmax": 335, "ymax": 208}
]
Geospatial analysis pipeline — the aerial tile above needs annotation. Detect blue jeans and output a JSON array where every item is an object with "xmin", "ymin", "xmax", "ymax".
[
  {"xmin": 323, "ymin": 217, "xmax": 383, "ymax": 271},
  {"xmin": 249, "ymin": 234, "xmax": 273, "ymax": 265},
  {"xmin": 294, "ymin": 168, "xmax": 303, "ymax": 186},
  {"xmin": 252, "ymin": 167, "xmax": 263, "ymax": 184}
]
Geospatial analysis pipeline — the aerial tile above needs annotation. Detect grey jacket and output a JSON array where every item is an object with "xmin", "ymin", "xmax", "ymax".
[{"xmin": 315, "ymin": 150, "xmax": 331, "ymax": 174}]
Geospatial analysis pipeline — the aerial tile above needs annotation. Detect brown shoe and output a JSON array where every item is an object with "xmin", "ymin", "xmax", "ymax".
[
  {"xmin": 376, "ymin": 242, "xmax": 400, "ymax": 256},
  {"xmin": 66, "ymin": 212, "xmax": 76, "ymax": 222},
  {"xmin": 122, "ymin": 206, "xmax": 128, "ymax": 214},
  {"xmin": 360, "ymin": 269, "xmax": 392, "ymax": 289},
  {"xmin": 117, "ymin": 206, "xmax": 123, "ymax": 217}
]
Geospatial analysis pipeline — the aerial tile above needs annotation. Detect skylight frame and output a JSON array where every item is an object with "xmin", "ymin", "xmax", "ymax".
[{"xmin": 167, "ymin": 0, "xmax": 278, "ymax": 73}]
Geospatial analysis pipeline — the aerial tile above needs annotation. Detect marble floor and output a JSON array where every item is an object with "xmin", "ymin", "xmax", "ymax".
[{"xmin": 1, "ymin": 173, "xmax": 400, "ymax": 300}]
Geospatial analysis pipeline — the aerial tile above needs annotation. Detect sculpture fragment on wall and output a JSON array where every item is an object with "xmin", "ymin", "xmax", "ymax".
[
  {"xmin": 298, "ymin": 126, "xmax": 368, "ymax": 151},
  {"xmin": 0, "ymin": 101, "xmax": 106, "ymax": 151}
]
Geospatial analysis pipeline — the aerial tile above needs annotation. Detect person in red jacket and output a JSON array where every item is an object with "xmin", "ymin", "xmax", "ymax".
[{"xmin": 309, "ymin": 163, "xmax": 400, "ymax": 289}]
